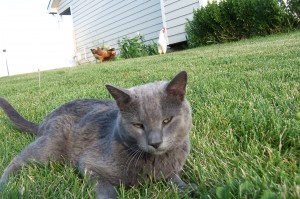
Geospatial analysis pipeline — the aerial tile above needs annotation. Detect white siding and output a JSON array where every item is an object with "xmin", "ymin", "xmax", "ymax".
[
  {"xmin": 58, "ymin": 0, "xmax": 71, "ymax": 14},
  {"xmin": 56, "ymin": 0, "xmax": 163, "ymax": 62},
  {"xmin": 163, "ymin": 0, "xmax": 199, "ymax": 44}
]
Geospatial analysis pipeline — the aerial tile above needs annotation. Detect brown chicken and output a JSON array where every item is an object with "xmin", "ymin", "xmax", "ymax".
[{"xmin": 90, "ymin": 47, "xmax": 116, "ymax": 63}]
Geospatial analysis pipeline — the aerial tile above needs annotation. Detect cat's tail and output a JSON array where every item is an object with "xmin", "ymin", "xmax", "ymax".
[{"xmin": 0, "ymin": 97, "xmax": 39, "ymax": 135}]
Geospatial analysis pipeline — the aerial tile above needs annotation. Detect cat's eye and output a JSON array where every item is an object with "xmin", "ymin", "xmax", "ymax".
[
  {"xmin": 132, "ymin": 123, "xmax": 144, "ymax": 129},
  {"xmin": 162, "ymin": 117, "xmax": 173, "ymax": 124}
]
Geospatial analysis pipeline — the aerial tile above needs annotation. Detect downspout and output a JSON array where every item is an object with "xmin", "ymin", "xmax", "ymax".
[{"xmin": 159, "ymin": 0, "xmax": 169, "ymax": 44}]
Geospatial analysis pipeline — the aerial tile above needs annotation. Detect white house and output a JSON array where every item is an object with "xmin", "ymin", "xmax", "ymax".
[
  {"xmin": 47, "ymin": 0, "xmax": 218, "ymax": 63},
  {"xmin": 0, "ymin": 0, "xmax": 77, "ymax": 77}
]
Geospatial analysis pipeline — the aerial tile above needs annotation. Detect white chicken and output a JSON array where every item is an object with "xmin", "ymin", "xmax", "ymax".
[{"xmin": 158, "ymin": 27, "xmax": 167, "ymax": 55}]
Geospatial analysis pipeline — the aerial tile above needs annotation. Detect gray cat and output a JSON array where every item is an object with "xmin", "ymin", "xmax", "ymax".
[{"xmin": 0, "ymin": 71, "xmax": 194, "ymax": 198}]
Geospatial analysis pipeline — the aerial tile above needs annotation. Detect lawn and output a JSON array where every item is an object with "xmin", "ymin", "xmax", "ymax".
[{"xmin": 0, "ymin": 31, "xmax": 299, "ymax": 198}]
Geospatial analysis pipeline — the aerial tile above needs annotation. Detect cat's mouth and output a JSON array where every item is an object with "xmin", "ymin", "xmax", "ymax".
[
  {"xmin": 152, "ymin": 149, "xmax": 166, "ymax": 155},
  {"xmin": 141, "ymin": 145, "xmax": 167, "ymax": 155}
]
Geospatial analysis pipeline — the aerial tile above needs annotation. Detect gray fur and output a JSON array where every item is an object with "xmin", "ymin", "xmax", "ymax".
[{"xmin": 0, "ymin": 71, "xmax": 193, "ymax": 199}]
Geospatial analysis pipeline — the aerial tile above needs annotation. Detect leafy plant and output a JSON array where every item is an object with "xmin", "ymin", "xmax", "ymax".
[
  {"xmin": 287, "ymin": 0, "xmax": 300, "ymax": 21},
  {"xmin": 118, "ymin": 33, "xmax": 158, "ymax": 59}
]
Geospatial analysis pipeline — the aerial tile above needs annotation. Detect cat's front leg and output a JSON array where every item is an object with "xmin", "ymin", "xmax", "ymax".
[
  {"xmin": 78, "ymin": 159, "xmax": 117, "ymax": 199},
  {"xmin": 81, "ymin": 170, "xmax": 117, "ymax": 199},
  {"xmin": 168, "ymin": 173, "xmax": 189, "ymax": 189},
  {"xmin": 168, "ymin": 173, "xmax": 197, "ymax": 194},
  {"xmin": 94, "ymin": 180, "xmax": 117, "ymax": 199}
]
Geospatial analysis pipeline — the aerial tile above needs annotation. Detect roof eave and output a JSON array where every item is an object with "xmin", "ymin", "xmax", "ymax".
[{"xmin": 47, "ymin": 0, "xmax": 60, "ymax": 14}]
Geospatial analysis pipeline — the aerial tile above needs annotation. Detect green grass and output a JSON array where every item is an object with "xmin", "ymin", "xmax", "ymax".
[{"xmin": 0, "ymin": 31, "xmax": 299, "ymax": 198}]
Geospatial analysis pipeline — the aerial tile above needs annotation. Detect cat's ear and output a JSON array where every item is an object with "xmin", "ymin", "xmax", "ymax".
[
  {"xmin": 106, "ymin": 85, "xmax": 131, "ymax": 110},
  {"xmin": 166, "ymin": 71, "xmax": 187, "ymax": 102}
]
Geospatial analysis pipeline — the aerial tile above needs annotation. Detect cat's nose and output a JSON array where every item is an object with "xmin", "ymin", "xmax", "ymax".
[
  {"xmin": 148, "ymin": 132, "xmax": 162, "ymax": 149},
  {"xmin": 149, "ymin": 142, "xmax": 161, "ymax": 149}
]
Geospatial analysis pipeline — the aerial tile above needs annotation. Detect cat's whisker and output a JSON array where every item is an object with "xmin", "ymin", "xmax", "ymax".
[
  {"xmin": 120, "ymin": 144, "xmax": 140, "ymax": 155},
  {"xmin": 134, "ymin": 150, "xmax": 144, "ymax": 169},
  {"xmin": 124, "ymin": 151, "xmax": 136, "ymax": 168},
  {"xmin": 124, "ymin": 149, "xmax": 141, "ymax": 180}
]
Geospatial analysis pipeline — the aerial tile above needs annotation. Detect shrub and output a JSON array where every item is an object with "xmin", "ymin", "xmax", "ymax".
[
  {"xmin": 287, "ymin": 0, "xmax": 300, "ymax": 21},
  {"xmin": 118, "ymin": 33, "xmax": 158, "ymax": 59},
  {"xmin": 186, "ymin": 0, "xmax": 299, "ymax": 47}
]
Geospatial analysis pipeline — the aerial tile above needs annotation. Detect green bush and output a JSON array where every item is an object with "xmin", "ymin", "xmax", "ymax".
[
  {"xmin": 118, "ymin": 33, "xmax": 158, "ymax": 59},
  {"xmin": 186, "ymin": 0, "xmax": 299, "ymax": 47},
  {"xmin": 287, "ymin": 0, "xmax": 300, "ymax": 21}
]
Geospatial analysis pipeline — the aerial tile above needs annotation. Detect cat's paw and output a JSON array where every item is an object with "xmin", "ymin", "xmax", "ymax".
[
  {"xmin": 177, "ymin": 183, "xmax": 198, "ymax": 198},
  {"xmin": 187, "ymin": 183, "xmax": 198, "ymax": 198}
]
